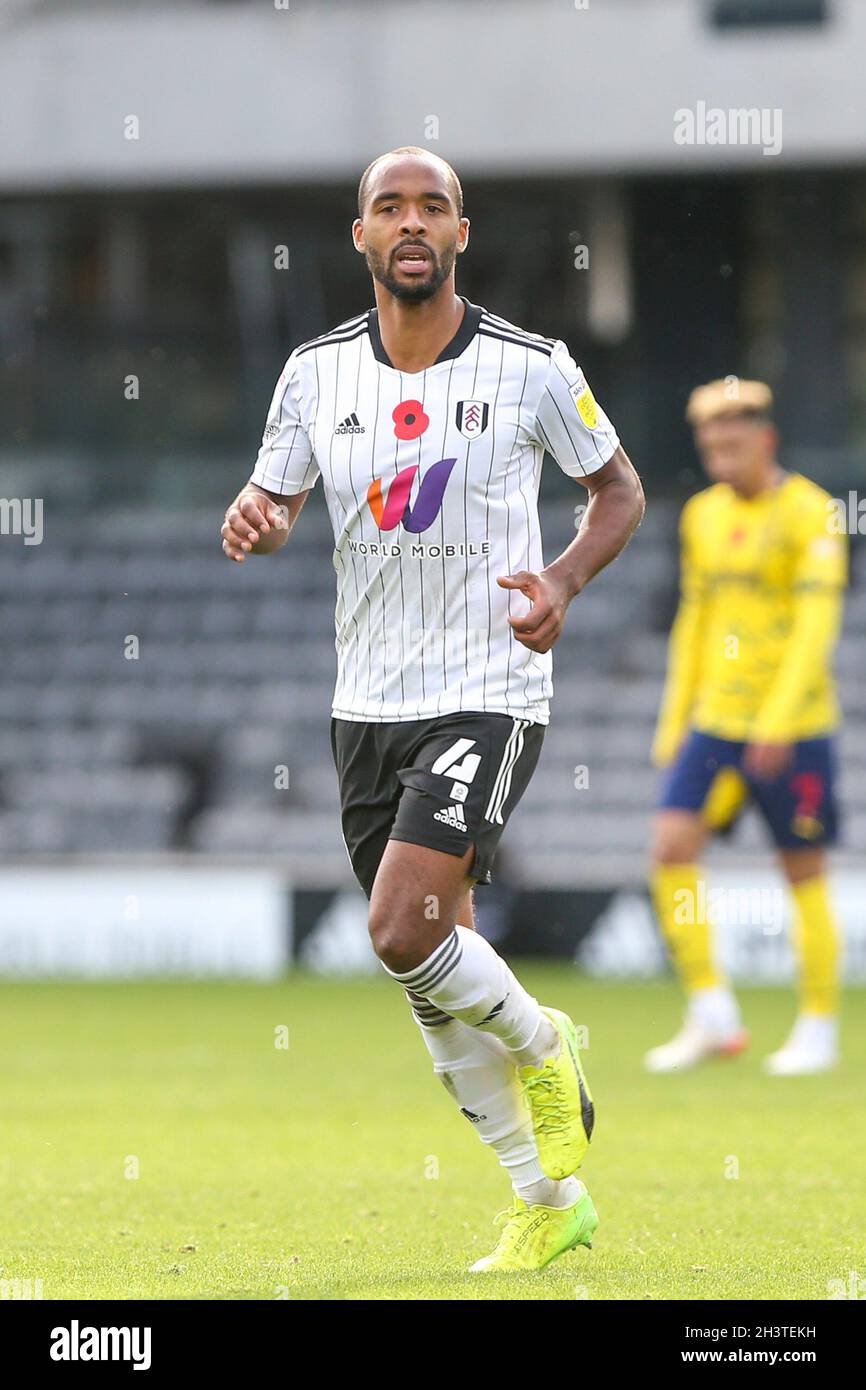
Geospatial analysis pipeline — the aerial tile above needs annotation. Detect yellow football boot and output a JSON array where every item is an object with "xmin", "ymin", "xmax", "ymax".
[
  {"xmin": 469, "ymin": 1186, "xmax": 598, "ymax": 1273},
  {"xmin": 518, "ymin": 1006, "xmax": 595, "ymax": 1179}
]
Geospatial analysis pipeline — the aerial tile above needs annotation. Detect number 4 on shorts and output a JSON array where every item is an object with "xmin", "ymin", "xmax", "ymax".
[{"xmin": 431, "ymin": 739, "xmax": 482, "ymax": 784}]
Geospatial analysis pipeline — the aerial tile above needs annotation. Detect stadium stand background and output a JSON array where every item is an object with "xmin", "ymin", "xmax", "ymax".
[{"xmin": 1, "ymin": 0, "xmax": 864, "ymax": 898}]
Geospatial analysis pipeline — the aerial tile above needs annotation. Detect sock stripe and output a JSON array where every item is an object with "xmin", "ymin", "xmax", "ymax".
[
  {"xmin": 404, "ymin": 987, "xmax": 451, "ymax": 1021},
  {"xmin": 411, "ymin": 1005, "xmax": 453, "ymax": 1025},
  {"xmin": 395, "ymin": 929, "xmax": 461, "ymax": 994},
  {"xmin": 412, "ymin": 939, "xmax": 463, "ymax": 995},
  {"xmin": 389, "ymin": 929, "xmax": 457, "ymax": 984}
]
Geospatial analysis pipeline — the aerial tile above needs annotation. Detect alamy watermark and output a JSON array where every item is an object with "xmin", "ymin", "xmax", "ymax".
[
  {"xmin": 369, "ymin": 621, "xmax": 488, "ymax": 666},
  {"xmin": 827, "ymin": 491, "xmax": 866, "ymax": 535},
  {"xmin": 674, "ymin": 102, "xmax": 782, "ymax": 158},
  {"xmin": 827, "ymin": 1270, "xmax": 866, "ymax": 1299},
  {"xmin": 0, "ymin": 498, "xmax": 43, "ymax": 544},
  {"xmin": 1, "ymin": 1276, "xmax": 44, "ymax": 1299},
  {"xmin": 674, "ymin": 882, "xmax": 785, "ymax": 934}
]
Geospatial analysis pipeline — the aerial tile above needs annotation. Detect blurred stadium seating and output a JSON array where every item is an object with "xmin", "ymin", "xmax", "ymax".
[
  {"xmin": 2, "ymin": 0, "xmax": 865, "ymax": 897},
  {"xmin": 2, "ymin": 494, "xmax": 861, "ymax": 887}
]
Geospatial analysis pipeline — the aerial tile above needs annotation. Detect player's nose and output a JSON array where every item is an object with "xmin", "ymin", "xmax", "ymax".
[{"xmin": 399, "ymin": 208, "xmax": 427, "ymax": 236}]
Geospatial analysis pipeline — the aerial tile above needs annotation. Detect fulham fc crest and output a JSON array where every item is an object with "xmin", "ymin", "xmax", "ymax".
[{"xmin": 455, "ymin": 399, "xmax": 490, "ymax": 439}]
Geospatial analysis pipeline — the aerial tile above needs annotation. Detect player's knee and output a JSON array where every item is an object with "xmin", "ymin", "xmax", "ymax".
[
  {"xmin": 653, "ymin": 841, "xmax": 687, "ymax": 866},
  {"xmin": 779, "ymin": 847, "xmax": 825, "ymax": 885},
  {"xmin": 652, "ymin": 839, "xmax": 695, "ymax": 866},
  {"xmin": 367, "ymin": 909, "xmax": 419, "ymax": 972},
  {"xmin": 651, "ymin": 812, "xmax": 703, "ymax": 865}
]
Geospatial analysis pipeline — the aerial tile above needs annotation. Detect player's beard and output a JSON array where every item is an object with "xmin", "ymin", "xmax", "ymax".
[{"xmin": 366, "ymin": 241, "xmax": 456, "ymax": 302}]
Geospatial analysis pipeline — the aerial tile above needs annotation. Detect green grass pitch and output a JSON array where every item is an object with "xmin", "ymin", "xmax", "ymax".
[{"xmin": 2, "ymin": 970, "xmax": 863, "ymax": 1300}]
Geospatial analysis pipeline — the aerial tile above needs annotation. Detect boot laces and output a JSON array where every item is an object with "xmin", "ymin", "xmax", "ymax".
[{"xmin": 521, "ymin": 1067, "xmax": 569, "ymax": 1135}]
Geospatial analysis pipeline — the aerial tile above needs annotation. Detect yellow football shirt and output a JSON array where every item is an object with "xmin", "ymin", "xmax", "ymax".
[{"xmin": 653, "ymin": 472, "xmax": 847, "ymax": 761}]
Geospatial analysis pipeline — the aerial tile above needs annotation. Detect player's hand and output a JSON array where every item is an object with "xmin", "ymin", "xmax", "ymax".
[
  {"xmin": 742, "ymin": 741, "xmax": 793, "ymax": 780},
  {"xmin": 651, "ymin": 729, "xmax": 684, "ymax": 770},
  {"xmin": 497, "ymin": 568, "xmax": 571, "ymax": 653},
  {"xmin": 221, "ymin": 489, "xmax": 288, "ymax": 562}
]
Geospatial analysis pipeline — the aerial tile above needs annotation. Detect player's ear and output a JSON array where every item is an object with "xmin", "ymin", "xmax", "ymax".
[
  {"xmin": 457, "ymin": 217, "xmax": 470, "ymax": 254},
  {"xmin": 351, "ymin": 218, "xmax": 365, "ymax": 253}
]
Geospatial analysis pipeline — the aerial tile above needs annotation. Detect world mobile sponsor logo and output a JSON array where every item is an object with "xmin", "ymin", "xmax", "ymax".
[
  {"xmin": 347, "ymin": 538, "xmax": 490, "ymax": 558},
  {"xmin": 364, "ymin": 397, "xmax": 486, "ymax": 534},
  {"xmin": 367, "ymin": 456, "xmax": 458, "ymax": 533}
]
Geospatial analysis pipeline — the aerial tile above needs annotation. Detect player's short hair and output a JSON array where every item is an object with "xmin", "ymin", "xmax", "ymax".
[
  {"xmin": 357, "ymin": 147, "xmax": 464, "ymax": 219},
  {"xmin": 686, "ymin": 378, "xmax": 774, "ymax": 427}
]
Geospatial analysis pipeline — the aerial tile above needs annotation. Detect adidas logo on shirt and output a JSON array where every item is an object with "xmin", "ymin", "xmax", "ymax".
[
  {"xmin": 433, "ymin": 803, "xmax": 468, "ymax": 832},
  {"xmin": 334, "ymin": 412, "xmax": 365, "ymax": 435}
]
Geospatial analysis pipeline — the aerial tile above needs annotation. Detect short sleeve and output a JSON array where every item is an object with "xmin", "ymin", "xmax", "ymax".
[
  {"xmin": 531, "ymin": 340, "xmax": 620, "ymax": 477},
  {"xmin": 792, "ymin": 497, "xmax": 847, "ymax": 593},
  {"xmin": 249, "ymin": 352, "xmax": 320, "ymax": 495},
  {"xmin": 679, "ymin": 495, "xmax": 709, "ymax": 603}
]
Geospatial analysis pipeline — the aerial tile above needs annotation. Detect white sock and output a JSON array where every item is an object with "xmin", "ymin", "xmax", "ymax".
[
  {"xmin": 387, "ymin": 926, "xmax": 559, "ymax": 1066},
  {"xmin": 413, "ymin": 1014, "xmax": 541, "ymax": 1179},
  {"xmin": 516, "ymin": 1175, "xmax": 585, "ymax": 1209},
  {"xmin": 787, "ymin": 1014, "xmax": 838, "ymax": 1048},
  {"xmin": 689, "ymin": 985, "xmax": 742, "ymax": 1037},
  {"xmin": 413, "ymin": 1014, "xmax": 576, "ymax": 1196}
]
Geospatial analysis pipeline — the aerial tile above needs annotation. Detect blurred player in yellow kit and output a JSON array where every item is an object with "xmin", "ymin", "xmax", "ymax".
[{"xmin": 647, "ymin": 378, "xmax": 847, "ymax": 1075}]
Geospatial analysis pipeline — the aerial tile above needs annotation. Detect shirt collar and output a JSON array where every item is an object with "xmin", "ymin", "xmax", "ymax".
[{"xmin": 367, "ymin": 296, "xmax": 482, "ymax": 369}]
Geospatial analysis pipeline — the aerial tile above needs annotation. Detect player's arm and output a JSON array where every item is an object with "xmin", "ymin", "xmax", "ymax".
[
  {"xmin": 543, "ymin": 444, "xmax": 645, "ymax": 597},
  {"xmin": 502, "ymin": 446, "xmax": 644, "ymax": 653},
  {"xmin": 651, "ymin": 501, "xmax": 706, "ymax": 767},
  {"xmin": 744, "ymin": 512, "xmax": 847, "ymax": 777},
  {"xmin": 499, "ymin": 345, "xmax": 644, "ymax": 654},
  {"xmin": 222, "ymin": 348, "xmax": 320, "ymax": 563},
  {"xmin": 221, "ymin": 484, "xmax": 310, "ymax": 563}
]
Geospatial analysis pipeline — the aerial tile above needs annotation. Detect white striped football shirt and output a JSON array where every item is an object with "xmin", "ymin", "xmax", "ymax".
[{"xmin": 249, "ymin": 297, "xmax": 620, "ymax": 725}]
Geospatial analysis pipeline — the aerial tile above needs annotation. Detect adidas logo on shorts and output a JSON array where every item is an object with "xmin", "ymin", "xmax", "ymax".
[
  {"xmin": 334, "ymin": 412, "xmax": 365, "ymax": 435},
  {"xmin": 433, "ymin": 803, "xmax": 467, "ymax": 832}
]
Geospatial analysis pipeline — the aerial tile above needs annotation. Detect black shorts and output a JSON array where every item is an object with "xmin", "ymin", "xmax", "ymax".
[{"xmin": 330, "ymin": 711, "xmax": 545, "ymax": 899}]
